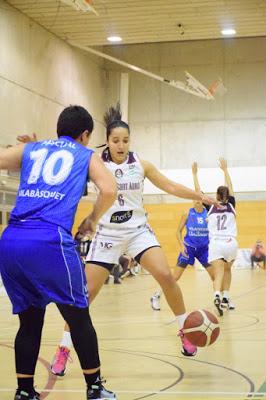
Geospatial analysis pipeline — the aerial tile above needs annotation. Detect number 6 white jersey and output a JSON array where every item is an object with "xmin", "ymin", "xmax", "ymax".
[
  {"xmin": 98, "ymin": 149, "xmax": 147, "ymax": 229},
  {"xmin": 207, "ymin": 202, "xmax": 237, "ymax": 239}
]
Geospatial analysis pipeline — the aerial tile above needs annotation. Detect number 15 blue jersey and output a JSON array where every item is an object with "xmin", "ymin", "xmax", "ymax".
[{"xmin": 10, "ymin": 136, "xmax": 94, "ymax": 233}]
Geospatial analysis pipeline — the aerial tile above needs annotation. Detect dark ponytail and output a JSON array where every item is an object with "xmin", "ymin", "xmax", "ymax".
[
  {"xmin": 217, "ymin": 186, "xmax": 230, "ymax": 203},
  {"xmin": 104, "ymin": 103, "xmax": 130, "ymax": 140}
]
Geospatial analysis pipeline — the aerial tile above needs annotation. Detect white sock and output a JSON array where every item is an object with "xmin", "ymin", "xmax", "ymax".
[
  {"xmin": 214, "ymin": 291, "xmax": 221, "ymax": 299},
  {"xmin": 60, "ymin": 331, "xmax": 73, "ymax": 349},
  {"xmin": 176, "ymin": 313, "xmax": 187, "ymax": 329},
  {"xmin": 223, "ymin": 290, "xmax": 229, "ymax": 299}
]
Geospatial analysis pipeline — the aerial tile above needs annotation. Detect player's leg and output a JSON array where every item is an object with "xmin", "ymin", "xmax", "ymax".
[
  {"xmin": 14, "ymin": 307, "xmax": 45, "ymax": 400},
  {"xmin": 196, "ymin": 245, "xmax": 215, "ymax": 281},
  {"xmin": 137, "ymin": 246, "xmax": 197, "ymax": 356},
  {"xmin": 57, "ymin": 304, "xmax": 115, "ymax": 399},
  {"xmin": 52, "ymin": 227, "xmax": 121, "ymax": 376},
  {"xmin": 220, "ymin": 239, "xmax": 237, "ymax": 310},
  {"xmin": 221, "ymin": 260, "xmax": 235, "ymax": 310},
  {"xmin": 86, "ymin": 262, "xmax": 113, "ymax": 301},
  {"xmin": 211, "ymin": 259, "xmax": 225, "ymax": 316},
  {"xmin": 140, "ymin": 247, "xmax": 185, "ymax": 315},
  {"xmin": 250, "ymin": 255, "xmax": 256, "ymax": 268},
  {"xmin": 150, "ymin": 250, "xmax": 189, "ymax": 311},
  {"xmin": 51, "ymin": 262, "xmax": 113, "ymax": 376},
  {"xmin": 205, "ymin": 266, "xmax": 215, "ymax": 281},
  {"xmin": 208, "ymin": 239, "xmax": 226, "ymax": 316}
]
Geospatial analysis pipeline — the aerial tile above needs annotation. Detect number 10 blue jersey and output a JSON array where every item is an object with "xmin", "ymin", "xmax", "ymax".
[{"xmin": 10, "ymin": 136, "xmax": 94, "ymax": 233}]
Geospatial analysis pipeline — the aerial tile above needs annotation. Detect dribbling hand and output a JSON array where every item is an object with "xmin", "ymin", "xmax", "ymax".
[{"xmin": 78, "ymin": 216, "xmax": 96, "ymax": 238}]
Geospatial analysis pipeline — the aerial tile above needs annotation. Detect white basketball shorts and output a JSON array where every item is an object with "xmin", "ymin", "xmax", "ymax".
[
  {"xmin": 86, "ymin": 223, "xmax": 160, "ymax": 264},
  {"xmin": 208, "ymin": 237, "xmax": 238, "ymax": 263}
]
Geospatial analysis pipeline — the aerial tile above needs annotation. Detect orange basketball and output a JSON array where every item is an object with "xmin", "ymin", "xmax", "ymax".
[{"xmin": 183, "ymin": 309, "xmax": 220, "ymax": 347}]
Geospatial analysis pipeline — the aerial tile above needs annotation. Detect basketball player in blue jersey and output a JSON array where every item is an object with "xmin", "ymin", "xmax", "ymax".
[
  {"xmin": 0, "ymin": 106, "xmax": 117, "ymax": 400},
  {"xmin": 52, "ymin": 103, "xmax": 219, "ymax": 373},
  {"xmin": 151, "ymin": 163, "xmax": 214, "ymax": 311}
]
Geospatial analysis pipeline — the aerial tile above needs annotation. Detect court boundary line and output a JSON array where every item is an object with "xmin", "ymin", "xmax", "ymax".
[{"xmin": 0, "ymin": 388, "xmax": 264, "ymax": 395}]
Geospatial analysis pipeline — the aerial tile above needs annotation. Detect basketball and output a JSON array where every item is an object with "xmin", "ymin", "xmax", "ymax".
[{"xmin": 183, "ymin": 310, "xmax": 220, "ymax": 347}]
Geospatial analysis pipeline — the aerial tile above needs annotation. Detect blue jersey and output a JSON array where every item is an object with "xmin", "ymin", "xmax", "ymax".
[
  {"xmin": 10, "ymin": 136, "xmax": 94, "ymax": 233},
  {"xmin": 184, "ymin": 207, "xmax": 209, "ymax": 248}
]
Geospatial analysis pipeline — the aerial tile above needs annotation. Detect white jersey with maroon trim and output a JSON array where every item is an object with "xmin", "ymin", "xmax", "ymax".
[
  {"xmin": 207, "ymin": 203, "xmax": 237, "ymax": 239},
  {"xmin": 98, "ymin": 150, "xmax": 147, "ymax": 229}
]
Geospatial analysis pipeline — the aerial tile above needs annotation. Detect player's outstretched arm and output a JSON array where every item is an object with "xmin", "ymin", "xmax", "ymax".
[
  {"xmin": 142, "ymin": 159, "xmax": 216, "ymax": 205},
  {"xmin": 78, "ymin": 153, "xmax": 117, "ymax": 236},
  {"xmin": 0, "ymin": 144, "xmax": 25, "ymax": 171},
  {"xmin": 192, "ymin": 162, "xmax": 201, "ymax": 192},
  {"xmin": 219, "ymin": 157, "xmax": 234, "ymax": 196},
  {"xmin": 17, "ymin": 133, "xmax": 37, "ymax": 143}
]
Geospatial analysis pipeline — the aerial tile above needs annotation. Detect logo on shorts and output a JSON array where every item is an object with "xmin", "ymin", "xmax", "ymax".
[
  {"xmin": 100, "ymin": 242, "xmax": 113, "ymax": 249},
  {"xmin": 84, "ymin": 285, "xmax": 89, "ymax": 298},
  {"xmin": 110, "ymin": 210, "xmax": 133, "ymax": 224},
  {"xmin": 115, "ymin": 168, "xmax": 123, "ymax": 178}
]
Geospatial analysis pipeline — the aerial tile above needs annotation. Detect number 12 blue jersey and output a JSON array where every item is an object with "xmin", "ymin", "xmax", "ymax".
[{"xmin": 10, "ymin": 136, "xmax": 94, "ymax": 233}]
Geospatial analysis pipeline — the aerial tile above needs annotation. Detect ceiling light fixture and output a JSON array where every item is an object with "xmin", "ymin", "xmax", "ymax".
[
  {"xmin": 107, "ymin": 36, "xmax": 122, "ymax": 43},
  {"xmin": 221, "ymin": 28, "xmax": 236, "ymax": 36}
]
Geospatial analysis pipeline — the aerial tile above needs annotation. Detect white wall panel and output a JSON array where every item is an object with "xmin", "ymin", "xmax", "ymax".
[{"xmin": 0, "ymin": 0, "xmax": 106, "ymax": 147}]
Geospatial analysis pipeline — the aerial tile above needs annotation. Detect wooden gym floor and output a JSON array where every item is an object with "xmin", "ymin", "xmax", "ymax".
[{"xmin": 1, "ymin": 266, "xmax": 266, "ymax": 400}]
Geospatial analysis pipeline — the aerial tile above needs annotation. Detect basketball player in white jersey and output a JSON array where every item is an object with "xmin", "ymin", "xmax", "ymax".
[
  {"xmin": 207, "ymin": 158, "xmax": 237, "ymax": 316},
  {"xmin": 51, "ymin": 103, "xmax": 218, "ymax": 375}
]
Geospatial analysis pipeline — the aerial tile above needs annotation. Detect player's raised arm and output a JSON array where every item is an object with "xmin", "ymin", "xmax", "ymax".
[
  {"xmin": 142, "ymin": 159, "xmax": 216, "ymax": 205},
  {"xmin": 219, "ymin": 157, "xmax": 234, "ymax": 196},
  {"xmin": 78, "ymin": 153, "xmax": 117, "ymax": 235},
  {"xmin": 0, "ymin": 144, "xmax": 25, "ymax": 171},
  {"xmin": 192, "ymin": 162, "xmax": 201, "ymax": 192}
]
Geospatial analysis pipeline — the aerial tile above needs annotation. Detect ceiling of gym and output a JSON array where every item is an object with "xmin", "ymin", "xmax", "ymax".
[{"xmin": 5, "ymin": 0, "xmax": 266, "ymax": 46}]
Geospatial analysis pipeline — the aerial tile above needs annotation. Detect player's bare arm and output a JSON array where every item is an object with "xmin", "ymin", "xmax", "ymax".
[
  {"xmin": 176, "ymin": 212, "xmax": 188, "ymax": 254},
  {"xmin": 141, "ymin": 159, "xmax": 215, "ymax": 205},
  {"xmin": 0, "ymin": 144, "xmax": 25, "ymax": 171},
  {"xmin": 79, "ymin": 153, "xmax": 117, "ymax": 235},
  {"xmin": 219, "ymin": 157, "xmax": 234, "ymax": 196},
  {"xmin": 192, "ymin": 162, "xmax": 201, "ymax": 192},
  {"xmin": 17, "ymin": 133, "xmax": 37, "ymax": 143}
]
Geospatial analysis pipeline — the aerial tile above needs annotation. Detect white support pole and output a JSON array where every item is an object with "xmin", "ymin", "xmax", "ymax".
[{"xmin": 120, "ymin": 73, "xmax": 129, "ymax": 122}]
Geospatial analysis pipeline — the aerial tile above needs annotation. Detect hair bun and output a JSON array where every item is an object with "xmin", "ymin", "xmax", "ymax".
[{"xmin": 104, "ymin": 103, "xmax": 122, "ymax": 128}]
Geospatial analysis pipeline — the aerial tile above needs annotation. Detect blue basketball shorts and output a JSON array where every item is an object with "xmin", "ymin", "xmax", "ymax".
[
  {"xmin": 177, "ymin": 243, "xmax": 209, "ymax": 268},
  {"xmin": 0, "ymin": 222, "xmax": 88, "ymax": 314}
]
